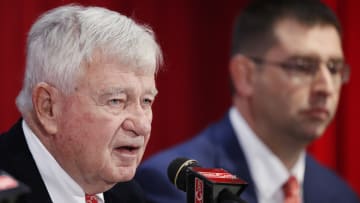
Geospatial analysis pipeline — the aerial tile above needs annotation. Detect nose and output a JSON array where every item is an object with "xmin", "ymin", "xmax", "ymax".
[
  {"xmin": 311, "ymin": 63, "xmax": 338, "ymax": 96},
  {"xmin": 122, "ymin": 104, "xmax": 152, "ymax": 136}
]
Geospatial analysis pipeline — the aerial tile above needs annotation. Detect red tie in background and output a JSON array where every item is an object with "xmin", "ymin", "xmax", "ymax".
[
  {"xmin": 85, "ymin": 194, "xmax": 98, "ymax": 203},
  {"xmin": 282, "ymin": 176, "xmax": 301, "ymax": 203}
]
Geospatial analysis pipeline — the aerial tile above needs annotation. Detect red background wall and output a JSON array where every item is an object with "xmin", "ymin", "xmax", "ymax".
[{"xmin": 0, "ymin": 0, "xmax": 359, "ymax": 195}]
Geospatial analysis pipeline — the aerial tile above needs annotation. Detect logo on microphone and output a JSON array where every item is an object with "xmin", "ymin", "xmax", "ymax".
[{"xmin": 194, "ymin": 177, "xmax": 203, "ymax": 203}]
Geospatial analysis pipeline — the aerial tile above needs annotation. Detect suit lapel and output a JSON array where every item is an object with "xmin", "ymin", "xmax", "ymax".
[
  {"xmin": 302, "ymin": 155, "xmax": 325, "ymax": 203},
  {"xmin": 212, "ymin": 115, "xmax": 258, "ymax": 203},
  {"xmin": 3, "ymin": 119, "xmax": 52, "ymax": 202}
]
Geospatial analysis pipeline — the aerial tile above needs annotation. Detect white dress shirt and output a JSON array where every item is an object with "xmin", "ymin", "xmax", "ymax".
[
  {"xmin": 22, "ymin": 120, "xmax": 104, "ymax": 203},
  {"xmin": 229, "ymin": 107, "xmax": 305, "ymax": 203}
]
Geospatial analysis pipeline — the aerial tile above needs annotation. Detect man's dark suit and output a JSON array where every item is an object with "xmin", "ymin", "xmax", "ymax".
[
  {"xmin": 0, "ymin": 119, "xmax": 145, "ymax": 203},
  {"xmin": 135, "ymin": 113, "xmax": 360, "ymax": 203}
]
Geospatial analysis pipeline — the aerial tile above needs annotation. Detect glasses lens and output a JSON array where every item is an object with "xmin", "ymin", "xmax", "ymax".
[
  {"xmin": 249, "ymin": 56, "xmax": 350, "ymax": 84},
  {"xmin": 281, "ymin": 58, "xmax": 318, "ymax": 74}
]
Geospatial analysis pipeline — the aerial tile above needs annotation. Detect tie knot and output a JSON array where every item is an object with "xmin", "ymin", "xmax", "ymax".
[
  {"xmin": 282, "ymin": 176, "xmax": 300, "ymax": 203},
  {"xmin": 85, "ymin": 194, "xmax": 98, "ymax": 203}
]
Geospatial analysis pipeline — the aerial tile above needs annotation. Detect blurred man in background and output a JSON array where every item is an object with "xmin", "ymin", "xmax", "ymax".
[{"xmin": 136, "ymin": 0, "xmax": 359, "ymax": 202}]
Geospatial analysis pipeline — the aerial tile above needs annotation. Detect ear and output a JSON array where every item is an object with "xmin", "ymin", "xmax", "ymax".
[
  {"xmin": 229, "ymin": 54, "xmax": 256, "ymax": 97},
  {"xmin": 32, "ymin": 82, "xmax": 60, "ymax": 135}
]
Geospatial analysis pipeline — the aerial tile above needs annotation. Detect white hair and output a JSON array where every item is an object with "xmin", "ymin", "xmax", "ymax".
[{"xmin": 16, "ymin": 4, "xmax": 163, "ymax": 114}]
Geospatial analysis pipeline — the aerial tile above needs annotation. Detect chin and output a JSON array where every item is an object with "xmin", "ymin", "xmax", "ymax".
[
  {"xmin": 114, "ymin": 166, "xmax": 137, "ymax": 182},
  {"xmin": 303, "ymin": 120, "xmax": 327, "ymax": 135},
  {"xmin": 303, "ymin": 128, "xmax": 326, "ymax": 141}
]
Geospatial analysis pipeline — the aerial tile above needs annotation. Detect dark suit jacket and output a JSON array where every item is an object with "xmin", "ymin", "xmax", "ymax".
[
  {"xmin": 135, "ymin": 113, "xmax": 360, "ymax": 203},
  {"xmin": 0, "ymin": 119, "xmax": 145, "ymax": 203}
]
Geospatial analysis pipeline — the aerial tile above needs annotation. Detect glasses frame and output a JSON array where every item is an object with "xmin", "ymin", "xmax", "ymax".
[{"xmin": 248, "ymin": 56, "xmax": 350, "ymax": 84}]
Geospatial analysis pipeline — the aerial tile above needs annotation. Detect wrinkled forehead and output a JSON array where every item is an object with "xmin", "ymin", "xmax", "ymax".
[
  {"xmin": 75, "ymin": 50, "xmax": 157, "ymax": 95},
  {"xmin": 84, "ymin": 47, "xmax": 157, "ymax": 75}
]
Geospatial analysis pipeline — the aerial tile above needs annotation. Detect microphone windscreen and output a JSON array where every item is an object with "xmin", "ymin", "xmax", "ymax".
[{"xmin": 167, "ymin": 157, "xmax": 198, "ymax": 191}]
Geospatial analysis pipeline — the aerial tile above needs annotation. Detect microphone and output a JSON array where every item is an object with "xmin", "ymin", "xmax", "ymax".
[
  {"xmin": 167, "ymin": 157, "xmax": 247, "ymax": 203},
  {"xmin": 0, "ymin": 170, "xmax": 30, "ymax": 203}
]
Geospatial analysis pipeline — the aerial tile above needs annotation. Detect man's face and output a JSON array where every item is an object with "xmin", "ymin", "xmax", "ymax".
[
  {"xmin": 53, "ymin": 54, "xmax": 157, "ymax": 191},
  {"xmin": 251, "ymin": 19, "xmax": 344, "ymax": 143}
]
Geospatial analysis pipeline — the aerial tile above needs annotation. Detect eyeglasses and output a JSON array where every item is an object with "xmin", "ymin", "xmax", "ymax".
[{"xmin": 249, "ymin": 56, "xmax": 350, "ymax": 85}]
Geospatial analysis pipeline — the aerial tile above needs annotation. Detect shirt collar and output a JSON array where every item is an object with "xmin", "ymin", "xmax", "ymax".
[
  {"xmin": 22, "ymin": 120, "xmax": 104, "ymax": 203},
  {"xmin": 229, "ymin": 107, "xmax": 305, "ymax": 201}
]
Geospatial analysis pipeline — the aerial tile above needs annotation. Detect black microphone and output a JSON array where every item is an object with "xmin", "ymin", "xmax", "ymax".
[
  {"xmin": 0, "ymin": 170, "xmax": 30, "ymax": 203},
  {"xmin": 167, "ymin": 157, "xmax": 248, "ymax": 203}
]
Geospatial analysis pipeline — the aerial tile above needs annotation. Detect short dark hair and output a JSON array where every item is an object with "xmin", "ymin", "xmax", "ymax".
[{"xmin": 231, "ymin": 0, "xmax": 341, "ymax": 57}]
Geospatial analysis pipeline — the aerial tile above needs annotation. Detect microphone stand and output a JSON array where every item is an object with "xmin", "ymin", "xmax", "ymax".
[{"xmin": 218, "ymin": 189, "xmax": 247, "ymax": 203}]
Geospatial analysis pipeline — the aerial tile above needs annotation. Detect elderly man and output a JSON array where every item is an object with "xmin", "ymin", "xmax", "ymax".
[{"xmin": 0, "ymin": 4, "xmax": 162, "ymax": 203}]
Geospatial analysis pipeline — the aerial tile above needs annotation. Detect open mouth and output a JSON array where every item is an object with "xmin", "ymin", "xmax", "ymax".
[
  {"xmin": 116, "ymin": 145, "xmax": 140, "ymax": 154},
  {"xmin": 120, "ymin": 146, "xmax": 138, "ymax": 152}
]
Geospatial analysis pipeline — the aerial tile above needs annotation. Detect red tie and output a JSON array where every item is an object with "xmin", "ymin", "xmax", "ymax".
[
  {"xmin": 282, "ymin": 176, "xmax": 301, "ymax": 203},
  {"xmin": 85, "ymin": 194, "xmax": 98, "ymax": 203}
]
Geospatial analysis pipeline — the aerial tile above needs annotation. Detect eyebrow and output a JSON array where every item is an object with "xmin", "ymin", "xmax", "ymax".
[{"xmin": 98, "ymin": 87, "xmax": 158, "ymax": 98}]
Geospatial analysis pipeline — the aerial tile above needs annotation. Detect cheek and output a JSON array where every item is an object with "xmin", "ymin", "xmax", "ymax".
[
  {"xmin": 80, "ymin": 114, "xmax": 120, "ymax": 146},
  {"xmin": 283, "ymin": 84, "xmax": 309, "ymax": 107},
  {"xmin": 144, "ymin": 133, "xmax": 151, "ymax": 145},
  {"xmin": 58, "ymin": 103, "xmax": 117, "ymax": 147},
  {"xmin": 329, "ymin": 91, "xmax": 341, "ymax": 112},
  {"xmin": 147, "ymin": 110, "xmax": 153, "ymax": 124},
  {"xmin": 289, "ymin": 93, "xmax": 306, "ymax": 109}
]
